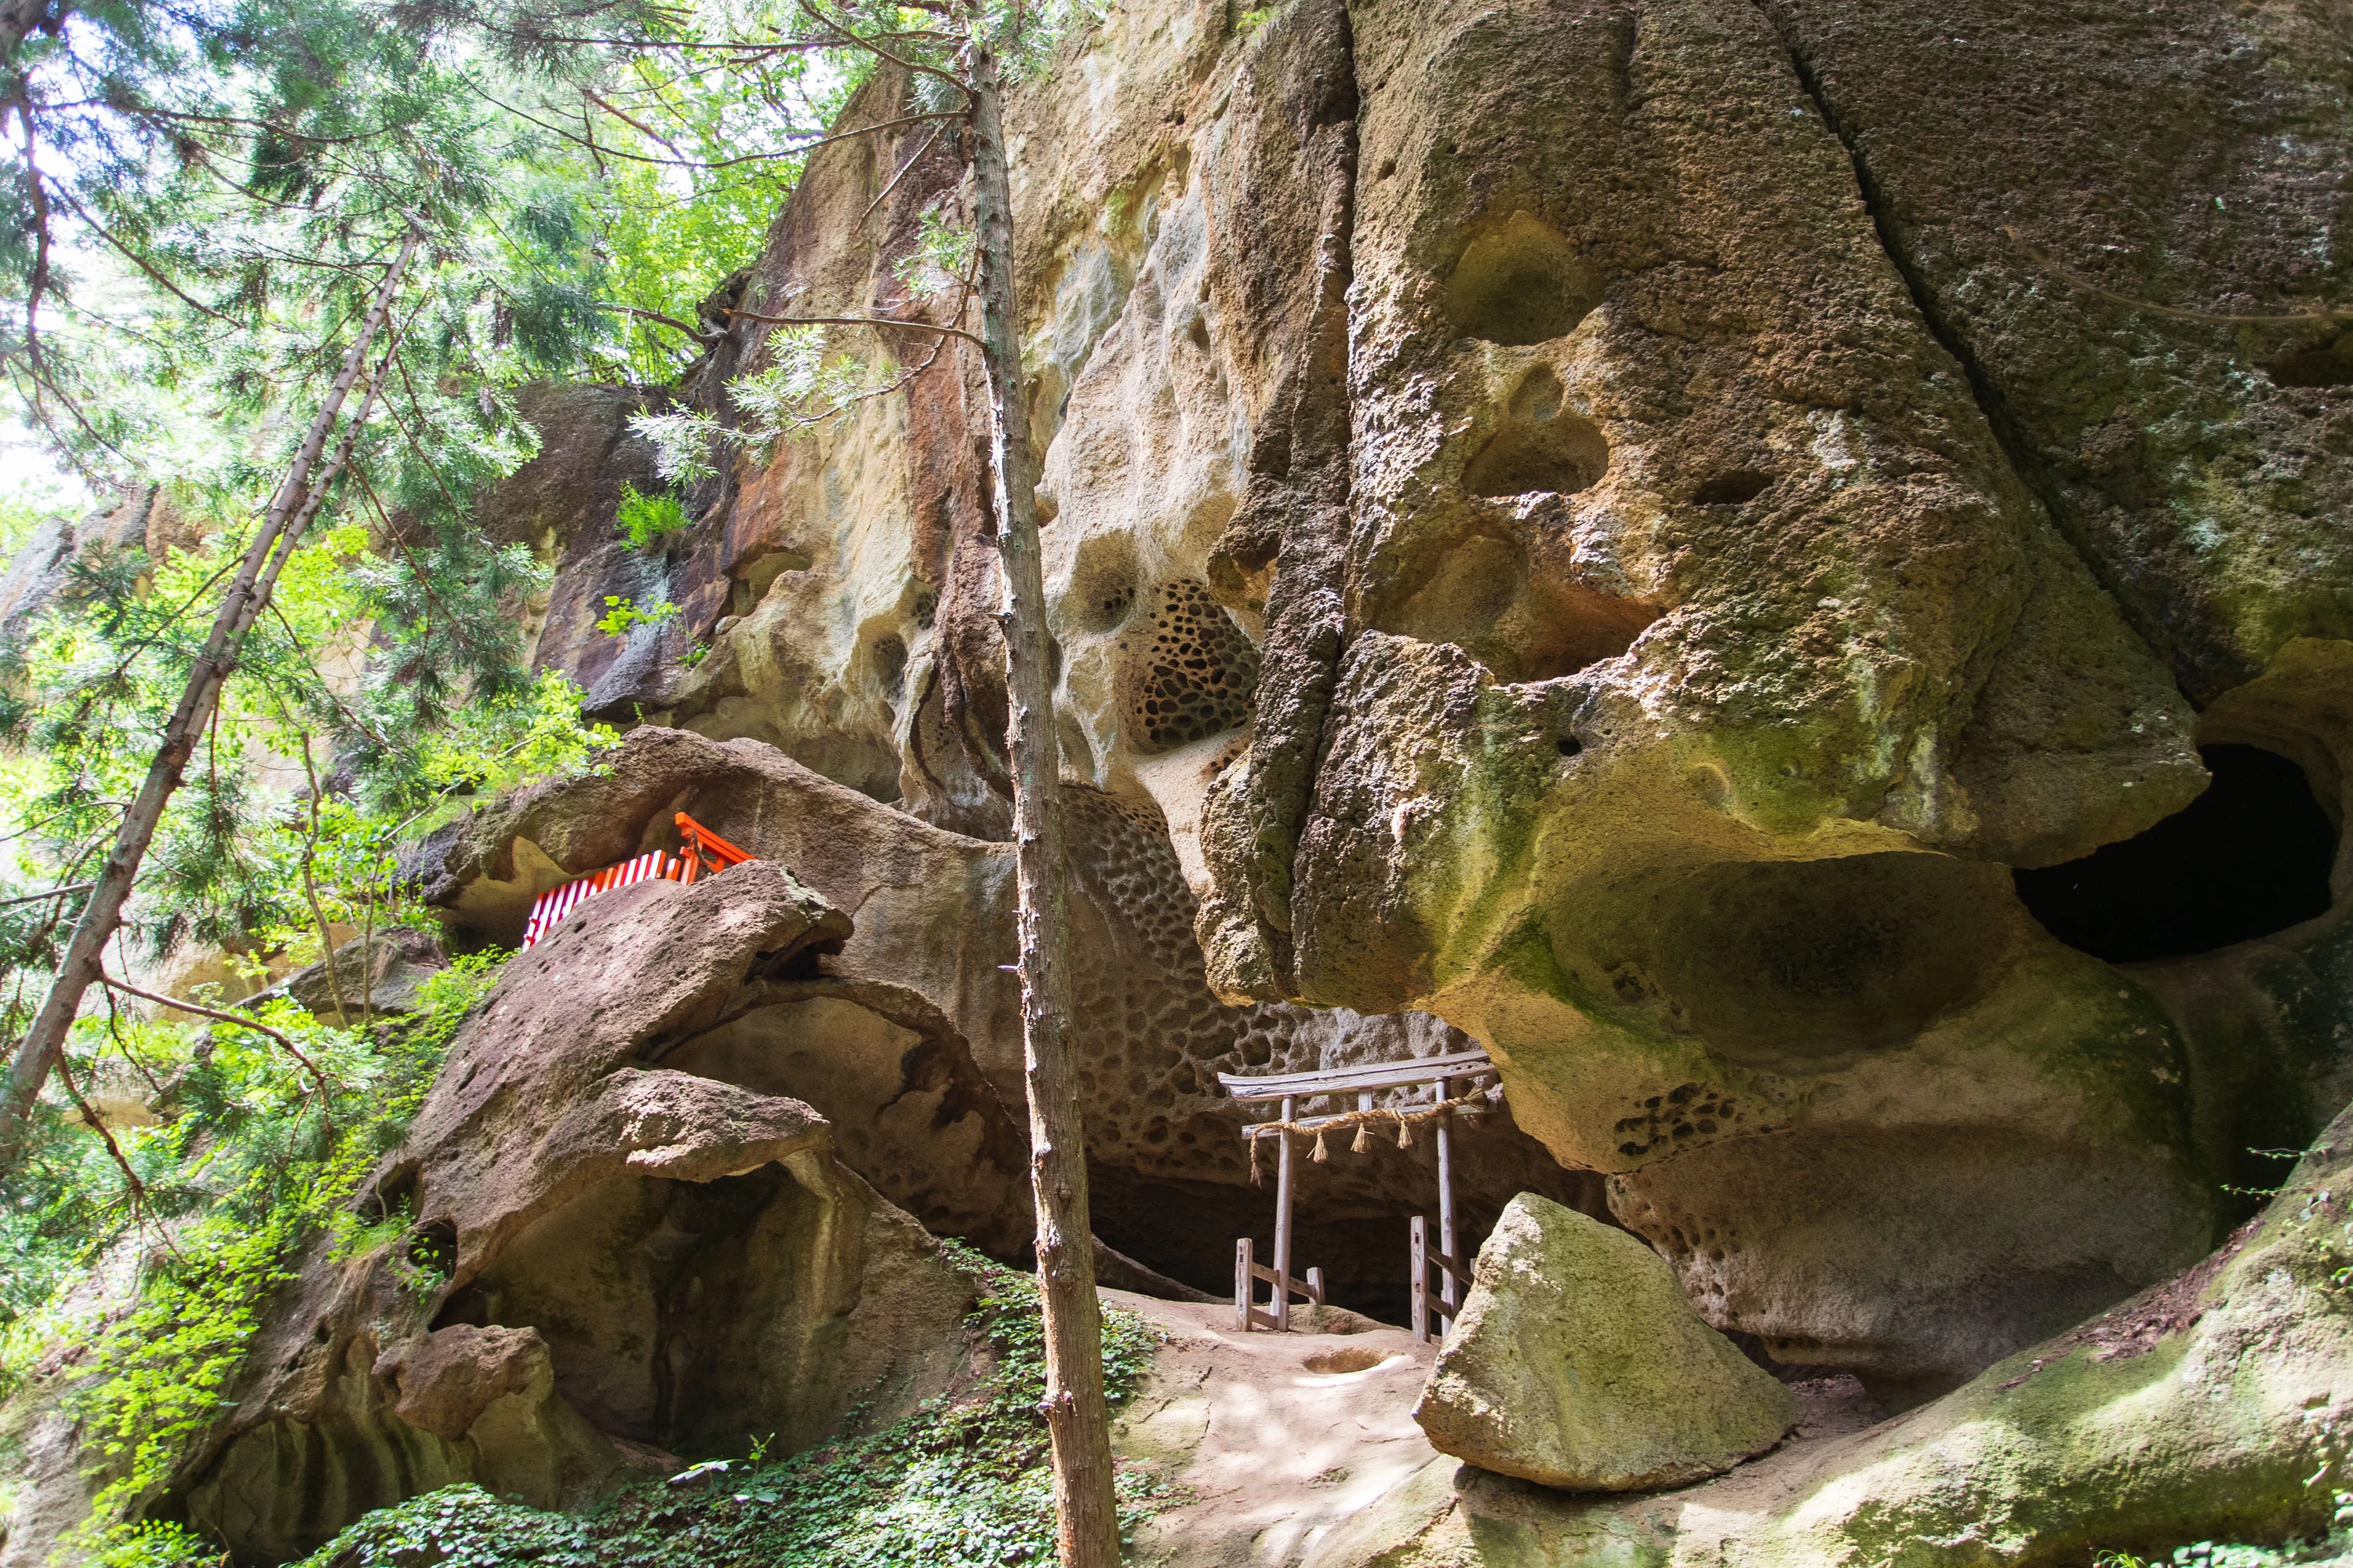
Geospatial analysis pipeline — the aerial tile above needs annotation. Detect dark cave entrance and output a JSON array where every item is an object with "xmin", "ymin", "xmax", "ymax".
[
  {"xmin": 2014, "ymin": 744, "xmax": 2339, "ymax": 964},
  {"xmin": 1086, "ymin": 1165, "xmax": 1441, "ymax": 1326}
]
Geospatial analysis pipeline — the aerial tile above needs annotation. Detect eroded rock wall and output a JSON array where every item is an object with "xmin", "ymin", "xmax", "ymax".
[
  {"xmin": 466, "ymin": 0, "xmax": 2351, "ymax": 1391},
  {"xmin": 410, "ymin": 726, "xmax": 1597, "ymax": 1312}
]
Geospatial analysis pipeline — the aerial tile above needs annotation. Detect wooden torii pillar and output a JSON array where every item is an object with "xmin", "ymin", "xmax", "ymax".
[{"xmin": 1219, "ymin": 1049, "xmax": 1498, "ymax": 1337}]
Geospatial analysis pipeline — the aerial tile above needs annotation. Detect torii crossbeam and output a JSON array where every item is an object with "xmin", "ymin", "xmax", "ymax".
[{"xmin": 1219, "ymin": 1049, "xmax": 1499, "ymax": 1337}]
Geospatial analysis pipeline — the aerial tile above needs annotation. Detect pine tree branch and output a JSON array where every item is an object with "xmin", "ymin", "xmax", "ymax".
[
  {"xmin": 478, "ymin": 82, "xmax": 961, "ymax": 170},
  {"xmin": 95, "ymin": 968, "xmax": 335, "ymax": 1109},
  {"xmin": 0, "ymin": 881, "xmax": 94, "ymax": 908},
  {"xmin": 726, "ymin": 307, "xmax": 984, "ymax": 350},
  {"xmin": 41, "ymin": 180, "xmax": 239, "ymax": 324},
  {"xmin": 598, "ymin": 301, "xmax": 721, "ymax": 341}
]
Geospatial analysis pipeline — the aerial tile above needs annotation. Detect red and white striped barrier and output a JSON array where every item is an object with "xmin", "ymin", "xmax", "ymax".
[
  {"xmin": 521, "ymin": 849, "xmax": 678, "ymax": 948},
  {"xmin": 518, "ymin": 813, "xmax": 758, "ymax": 949}
]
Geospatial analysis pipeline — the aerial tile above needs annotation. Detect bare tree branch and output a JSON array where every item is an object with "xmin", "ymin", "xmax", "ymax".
[
  {"xmin": 726, "ymin": 307, "xmax": 984, "ymax": 350},
  {"xmin": 96, "ymin": 967, "xmax": 336, "ymax": 1111}
]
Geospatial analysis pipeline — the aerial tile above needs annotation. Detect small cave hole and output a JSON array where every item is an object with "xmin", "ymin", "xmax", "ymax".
[
  {"xmin": 407, "ymin": 1219, "xmax": 457, "ymax": 1280},
  {"xmin": 1691, "ymin": 470, "xmax": 1777, "ymax": 507},
  {"xmin": 762, "ymin": 937, "xmax": 842, "ymax": 982},
  {"xmin": 1558, "ymin": 733, "xmax": 1584, "ymax": 759},
  {"xmin": 1442, "ymin": 212, "xmax": 1602, "ymax": 347},
  {"xmin": 2014, "ymin": 744, "xmax": 2339, "ymax": 963}
]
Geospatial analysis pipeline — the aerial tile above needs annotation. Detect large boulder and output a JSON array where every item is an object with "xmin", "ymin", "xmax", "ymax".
[
  {"xmin": 407, "ymin": 725, "xmax": 1600, "ymax": 1312},
  {"xmin": 1414, "ymin": 1193, "xmax": 1797, "ymax": 1491},
  {"xmin": 78, "ymin": 864, "xmax": 984, "ymax": 1566}
]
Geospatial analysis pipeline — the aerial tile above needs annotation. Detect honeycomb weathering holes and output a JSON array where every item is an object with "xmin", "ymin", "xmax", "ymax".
[
  {"xmin": 1115, "ymin": 578, "xmax": 1261, "ymax": 754},
  {"xmin": 1443, "ymin": 211, "xmax": 1601, "ymax": 347}
]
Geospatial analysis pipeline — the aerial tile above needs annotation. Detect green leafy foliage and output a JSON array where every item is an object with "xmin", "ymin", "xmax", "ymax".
[
  {"xmin": 895, "ymin": 209, "xmax": 977, "ymax": 303},
  {"xmin": 296, "ymin": 1248, "xmax": 1174, "ymax": 1567},
  {"xmin": 597, "ymin": 594, "xmax": 681, "ymax": 637},
  {"xmin": 616, "ymin": 481, "xmax": 692, "ymax": 549},
  {"xmin": 2, "ymin": 950, "xmax": 508, "ymax": 1552}
]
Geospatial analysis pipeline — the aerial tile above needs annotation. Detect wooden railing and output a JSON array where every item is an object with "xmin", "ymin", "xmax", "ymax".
[
  {"xmin": 520, "ymin": 812, "xmax": 755, "ymax": 949},
  {"xmin": 1410, "ymin": 1216, "xmax": 1475, "ymax": 1342},
  {"xmin": 1233, "ymin": 1239, "xmax": 1324, "ymax": 1333}
]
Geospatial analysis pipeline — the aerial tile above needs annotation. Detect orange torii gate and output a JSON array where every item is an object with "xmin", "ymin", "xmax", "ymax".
[{"xmin": 520, "ymin": 813, "xmax": 754, "ymax": 949}]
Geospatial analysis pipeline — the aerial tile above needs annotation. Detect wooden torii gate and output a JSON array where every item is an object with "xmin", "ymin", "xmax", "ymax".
[{"xmin": 1219, "ymin": 1049, "xmax": 1500, "ymax": 1339}]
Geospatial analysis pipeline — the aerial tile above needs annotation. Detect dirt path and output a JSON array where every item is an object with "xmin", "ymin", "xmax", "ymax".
[{"xmin": 1107, "ymin": 1290, "xmax": 1442, "ymax": 1567}]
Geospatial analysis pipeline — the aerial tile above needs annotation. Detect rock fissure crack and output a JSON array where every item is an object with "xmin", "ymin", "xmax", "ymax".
[{"xmin": 1745, "ymin": 0, "xmax": 2191, "ymax": 701}]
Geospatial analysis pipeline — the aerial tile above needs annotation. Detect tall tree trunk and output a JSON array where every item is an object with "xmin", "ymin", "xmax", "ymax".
[
  {"xmin": 0, "ymin": 225, "xmax": 420, "ymax": 1174},
  {"xmin": 968, "ymin": 44, "xmax": 1123, "ymax": 1568},
  {"xmin": 0, "ymin": 0, "xmax": 66, "ymax": 71}
]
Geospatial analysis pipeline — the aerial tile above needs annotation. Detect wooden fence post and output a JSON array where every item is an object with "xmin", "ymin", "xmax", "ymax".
[
  {"xmin": 1436, "ymin": 1077, "xmax": 1459, "ymax": 1327},
  {"xmin": 1411, "ymin": 1214, "xmax": 1429, "ymax": 1344},
  {"xmin": 1273, "ymin": 1094, "xmax": 1297, "ymax": 1332}
]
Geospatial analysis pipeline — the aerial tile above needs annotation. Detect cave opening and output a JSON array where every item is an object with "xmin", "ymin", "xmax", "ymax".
[
  {"xmin": 2014, "ymin": 744, "xmax": 2339, "ymax": 964},
  {"xmin": 1085, "ymin": 1165, "xmax": 1442, "ymax": 1325}
]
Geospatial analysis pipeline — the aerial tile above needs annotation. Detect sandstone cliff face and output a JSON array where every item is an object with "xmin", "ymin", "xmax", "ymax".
[
  {"xmin": 5, "ymin": 4, "xmax": 2345, "ymax": 1562},
  {"xmin": 410, "ymin": 726, "xmax": 1595, "ymax": 1309},
  {"xmin": 472, "ymin": 0, "xmax": 2351, "ymax": 1395}
]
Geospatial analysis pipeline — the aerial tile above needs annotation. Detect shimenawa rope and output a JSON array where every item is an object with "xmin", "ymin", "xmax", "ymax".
[{"xmin": 1246, "ymin": 1086, "xmax": 1497, "ymax": 1184}]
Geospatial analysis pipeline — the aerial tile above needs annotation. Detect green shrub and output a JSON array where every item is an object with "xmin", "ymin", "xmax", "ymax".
[
  {"xmin": 615, "ymin": 482, "xmax": 691, "ymax": 549},
  {"xmin": 596, "ymin": 594, "xmax": 679, "ymax": 637},
  {"xmin": 299, "ymin": 1246, "xmax": 1176, "ymax": 1568}
]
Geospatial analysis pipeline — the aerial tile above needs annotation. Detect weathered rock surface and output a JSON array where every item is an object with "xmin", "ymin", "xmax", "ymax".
[
  {"xmin": 1112, "ymin": 1291, "xmax": 1441, "ymax": 1568},
  {"xmin": 1158, "ymin": 0, "xmax": 2350, "ymax": 1392},
  {"xmin": 409, "ymin": 725, "xmax": 1600, "ymax": 1309},
  {"xmin": 1414, "ymin": 1194, "xmax": 1797, "ymax": 1492},
  {"xmin": 4, "ymin": 864, "xmax": 987, "ymax": 1566},
  {"xmin": 1311, "ymin": 1092, "xmax": 2353, "ymax": 1566},
  {"xmin": 268, "ymin": 928, "xmax": 450, "ymax": 1018},
  {"xmin": 0, "ymin": 486, "xmax": 198, "ymax": 642}
]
